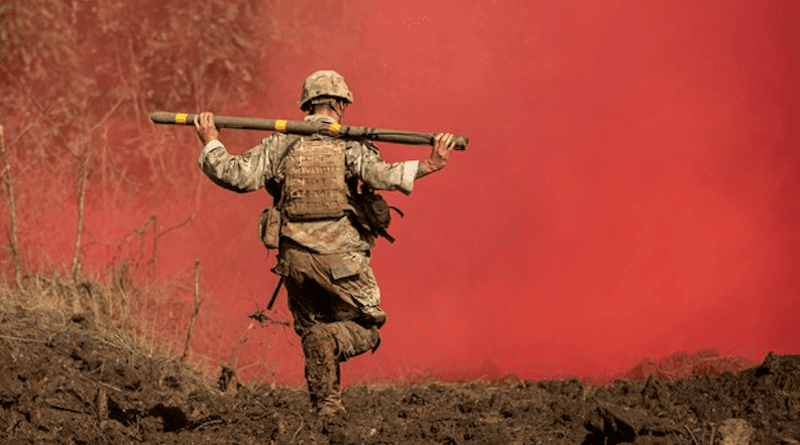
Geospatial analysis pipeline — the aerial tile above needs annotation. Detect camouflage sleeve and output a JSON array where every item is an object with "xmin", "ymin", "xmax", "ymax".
[
  {"xmin": 346, "ymin": 141, "xmax": 419, "ymax": 195},
  {"xmin": 197, "ymin": 137, "xmax": 277, "ymax": 193}
]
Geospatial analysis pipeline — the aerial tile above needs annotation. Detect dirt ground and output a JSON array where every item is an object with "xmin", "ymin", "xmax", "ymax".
[{"xmin": 1, "ymin": 306, "xmax": 798, "ymax": 445}]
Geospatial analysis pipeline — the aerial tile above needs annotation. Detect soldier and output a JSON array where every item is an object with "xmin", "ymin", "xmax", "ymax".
[{"xmin": 194, "ymin": 70, "xmax": 455, "ymax": 416}]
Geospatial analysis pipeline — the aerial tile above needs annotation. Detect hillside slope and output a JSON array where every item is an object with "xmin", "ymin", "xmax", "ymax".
[{"xmin": 0, "ymin": 282, "xmax": 798, "ymax": 444}]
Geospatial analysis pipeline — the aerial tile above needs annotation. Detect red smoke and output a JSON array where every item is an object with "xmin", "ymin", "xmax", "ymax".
[
  {"xmin": 187, "ymin": 0, "xmax": 798, "ymax": 384},
  {"xmin": 5, "ymin": 1, "xmax": 798, "ymax": 386}
]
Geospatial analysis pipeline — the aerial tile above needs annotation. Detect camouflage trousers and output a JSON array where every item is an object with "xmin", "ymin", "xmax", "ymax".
[
  {"xmin": 276, "ymin": 243, "xmax": 384, "ymax": 414},
  {"xmin": 277, "ymin": 243, "xmax": 383, "ymax": 333}
]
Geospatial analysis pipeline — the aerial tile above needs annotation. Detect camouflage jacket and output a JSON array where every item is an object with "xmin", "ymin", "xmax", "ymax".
[{"xmin": 198, "ymin": 114, "xmax": 419, "ymax": 253}]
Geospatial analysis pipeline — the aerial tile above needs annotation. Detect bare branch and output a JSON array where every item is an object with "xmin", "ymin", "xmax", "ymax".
[
  {"xmin": 89, "ymin": 97, "xmax": 126, "ymax": 134},
  {"xmin": 150, "ymin": 211, "xmax": 196, "ymax": 282},
  {"xmin": 0, "ymin": 125, "xmax": 22, "ymax": 287},
  {"xmin": 70, "ymin": 150, "xmax": 92, "ymax": 280},
  {"xmin": 7, "ymin": 113, "xmax": 46, "ymax": 148},
  {"xmin": 182, "ymin": 258, "xmax": 201, "ymax": 361}
]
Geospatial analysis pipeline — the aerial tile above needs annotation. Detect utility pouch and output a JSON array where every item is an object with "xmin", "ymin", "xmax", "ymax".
[
  {"xmin": 327, "ymin": 252, "xmax": 362, "ymax": 280},
  {"xmin": 354, "ymin": 186, "xmax": 403, "ymax": 243},
  {"xmin": 259, "ymin": 207, "xmax": 281, "ymax": 249}
]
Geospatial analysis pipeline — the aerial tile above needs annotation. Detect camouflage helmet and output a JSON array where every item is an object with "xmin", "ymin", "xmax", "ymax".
[{"xmin": 299, "ymin": 70, "xmax": 354, "ymax": 111}]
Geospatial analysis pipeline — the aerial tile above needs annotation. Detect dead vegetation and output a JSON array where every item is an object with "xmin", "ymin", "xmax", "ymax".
[
  {"xmin": 0, "ymin": 0, "xmax": 264, "ymax": 283},
  {"xmin": 0, "ymin": 0, "xmax": 270, "ymax": 387},
  {"xmin": 0, "ymin": 271, "xmax": 210, "ymax": 374}
]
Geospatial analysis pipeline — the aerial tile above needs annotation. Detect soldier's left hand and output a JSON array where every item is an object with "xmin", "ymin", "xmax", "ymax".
[{"xmin": 194, "ymin": 111, "xmax": 220, "ymax": 145}]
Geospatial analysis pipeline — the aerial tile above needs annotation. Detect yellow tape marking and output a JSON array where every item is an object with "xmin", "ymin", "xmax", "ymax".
[
  {"xmin": 275, "ymin": 120, "xmax": 287, "ymax": 131},
  {"xmin": 329, "ymin": 124, "xmax": 341, "ymax": 134},
  {"xmin": 175, "ymin": 113, "xmax": 188, "ymax": 124}
]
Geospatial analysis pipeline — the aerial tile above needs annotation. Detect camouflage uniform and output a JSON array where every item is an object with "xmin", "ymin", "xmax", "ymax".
[{"xmin": 198, "ymin": 113, "xmax": 419, "ymax": 415}]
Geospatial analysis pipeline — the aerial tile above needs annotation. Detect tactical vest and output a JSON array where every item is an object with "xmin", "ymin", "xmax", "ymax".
[{"xmin": 281, "ymin": 137, "xmax": 348, "ymax": 221}]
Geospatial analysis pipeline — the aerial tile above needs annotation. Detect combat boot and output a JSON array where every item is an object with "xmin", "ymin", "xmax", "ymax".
[{"xmin": 317, "ymin": 398, "xmax": 346, "ymax": 417}]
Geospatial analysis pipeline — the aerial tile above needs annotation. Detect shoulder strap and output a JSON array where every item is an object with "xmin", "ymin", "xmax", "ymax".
[
  {"xmin": 276, "ymin": 135, "xmax": 303, "ymax": 167},
  {"xmin": 267, "ymin": 136, "xmax": 302, "ymax": 207}
]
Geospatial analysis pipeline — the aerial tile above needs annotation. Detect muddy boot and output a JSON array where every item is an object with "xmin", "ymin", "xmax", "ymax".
[
  {"xmin": 321, "ymin": 415, "xmax": 350, "ymax": 443},
  {"xmin": 302, "ymin": 325, "xmax": 345, "ymax": 417},
  {"xmin": 317, "ymin": 399, "xmax": 345, "ymax": 418},
  {"xmin": 358, "ymin": 306, "xmax": 387, "ymax": 328}
]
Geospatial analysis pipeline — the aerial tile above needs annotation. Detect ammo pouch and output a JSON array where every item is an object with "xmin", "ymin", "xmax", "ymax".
[
  {"xmin": 258, "ymin": 207, "xmax": 281, "ymax": 249},
  {"xmin": 354, "ymin": 187, "xmax": 403, "ymax": 243}
]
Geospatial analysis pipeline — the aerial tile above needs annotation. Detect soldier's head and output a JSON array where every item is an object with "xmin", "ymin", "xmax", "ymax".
[{"xmin": 299, "ymin": 70, "xmax": 353, "ymax": 120}]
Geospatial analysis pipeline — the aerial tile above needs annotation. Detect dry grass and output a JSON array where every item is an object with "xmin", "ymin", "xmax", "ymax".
[{"xmin": 0, "ymin": 270, "xmax": 218, "ymax": 394}]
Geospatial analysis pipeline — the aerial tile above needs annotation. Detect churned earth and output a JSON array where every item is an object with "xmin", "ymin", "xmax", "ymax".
[{"xmin": 1, "ymin": 297, "xmax": 798, "ymax": 445}]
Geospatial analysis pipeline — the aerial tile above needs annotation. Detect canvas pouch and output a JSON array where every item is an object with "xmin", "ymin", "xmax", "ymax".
[{"xmin": 259, "ymin": 207, "xmax": 281, "ymax": 249}]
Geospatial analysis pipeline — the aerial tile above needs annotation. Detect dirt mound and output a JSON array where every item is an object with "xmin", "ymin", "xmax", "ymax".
[
  {"xmin": 615, "ymin": 349, "xmax": 758, "ymax": 382},
  {"xmin": 0, "ymin": 299, "xmax": 798, "ymax": 444}
]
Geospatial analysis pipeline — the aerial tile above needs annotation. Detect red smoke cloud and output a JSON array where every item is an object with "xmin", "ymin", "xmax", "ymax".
[
  {"xmin": 160, "ymin": 0, "xmax": 796, "ymax": 384},
  {"xmin": 10, "ymin": 1, "xmax": 795, "ymax": 386},
  {"xmin": 183, "ymin": 1, "xmax": 798, "ymax": 384}
]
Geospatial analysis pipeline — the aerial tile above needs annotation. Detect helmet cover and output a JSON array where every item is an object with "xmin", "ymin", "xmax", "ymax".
[{"xmin": 299, "ymin": 70, "xmax": 354, "ymax": 110}]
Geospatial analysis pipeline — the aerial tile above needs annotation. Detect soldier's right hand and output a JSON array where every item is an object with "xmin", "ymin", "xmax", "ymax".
[
  {"xmin": 430, "ymin": 133, "xmax": 455, "ymax": 170},
  {"xmin": 194, "ymin": 112, "xmax": 220, "ymax": 145},
  {"xmin": 415, "ymin": 133, "xmax": 455, "ymax": 179}
]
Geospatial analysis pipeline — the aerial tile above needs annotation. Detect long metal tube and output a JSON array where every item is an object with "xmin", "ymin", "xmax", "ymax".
[{"xmin": 150, "ymin": 111, "xmax": 469, "ymax": 151}]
